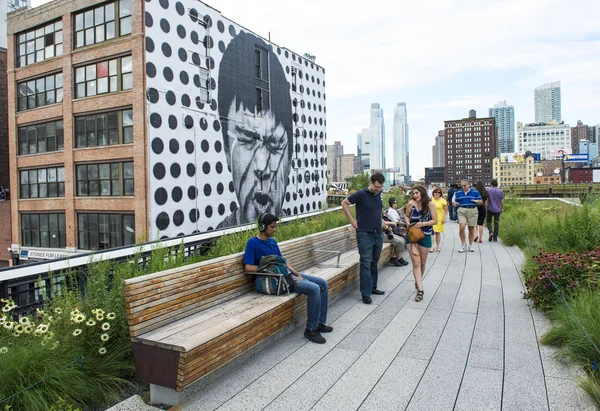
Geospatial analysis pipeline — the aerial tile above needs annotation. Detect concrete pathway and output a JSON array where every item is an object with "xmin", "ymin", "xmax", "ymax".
[{"xmin": 175, "ymin": 222, "xmax": 596, "ymax": 411}]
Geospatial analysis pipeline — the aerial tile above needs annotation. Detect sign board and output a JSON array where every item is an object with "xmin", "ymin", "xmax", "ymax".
[
  {"xmin": 19, "ymin": 249, "xmax": 72, "ymax": 261},
  {"xmin": 563, "ymin": 154, "xmax": 589, "ymax": 163},
  {"xmin": 500, "ymin": 152, "xmax": 540, "ymax": 163}
]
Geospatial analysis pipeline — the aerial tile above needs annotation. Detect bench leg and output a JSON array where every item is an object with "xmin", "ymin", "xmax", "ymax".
[{"xmin": 150, "ymin": 383, "xmax": 182, "ymax": 406}]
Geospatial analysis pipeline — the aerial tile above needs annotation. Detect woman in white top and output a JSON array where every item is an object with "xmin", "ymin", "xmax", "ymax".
[{"xmin": 385, "ymin": 197, "xmax": 403, "ymax": 223}]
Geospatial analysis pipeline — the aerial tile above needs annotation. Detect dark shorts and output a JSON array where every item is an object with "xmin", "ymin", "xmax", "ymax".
[
  {"xmin": 477, "ymin": 206, "xmax": 486, "ymax": 226},
  {"xmin": 407, "ymin": 235, "xmax": 432, "ymax": 248}
]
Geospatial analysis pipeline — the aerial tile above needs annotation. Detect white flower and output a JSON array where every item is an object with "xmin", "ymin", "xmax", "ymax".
[
  {"xmin": 37, "ymin": 324, "xmax": 49, "ymax": 334},
  {"xmin": 13, "ymin": 331, "xmax": 21, "ymax": 337},
  {"xmin": 19, "ymin": 317, "xmax": 30, "ymax": 325},
  {"xmin": 2, "ymin": 306, "xmax": 10, "ymax": 313},
  {"xmin": 14, "ymin": 324, "xmax": 24, "ymax": 333},
  {"xmin": 36, "ymin": 308, "xmax": 45, "ymax": 316},
  {"xmin": 54, "ymin": 307, "xmax": 62, "ymax": 315},
  {"xmin": 73, "ymin": 314, "xmax": 86, "ymax": 324},
  {"xmin": 73, "ymin": 329, "xmax": 82, "ymax": 336},
  {"xmin": 101, "ymin": 322, "xmax": 110, "ymax": 331},
  {"xmin": 100, "ymin": 333, "xmax": 109, "ymax": 342},
  {"xmin": 106, "ymin": 313, "xmax": 116, "ymax": 320},
  {"xmin": 0, "ymin": 316, "xmax": 5, "ymax": 325},
  {"xmin": 95, "ymin": 313, "xmax": 104, "ymax": 321},
  {"xmin": 51, "ymin": 341, "xmax": 59, "ymax": 350},
  {"xmin": 4, "ymin": 321, "xmax": 14, "ymax": 330},
  {"xmin": 0, "ymin": 347, "xmax": 8, "ymax": 354},
  {"xmin": 98, "ymin": 347, "xmax": 107, "ymax": 355},
  {"xmin": 24, "ymin": 325, "xmax": 33, "ymax": 334},
  {"xmin": 41, "ymin": 339, "xmax": 48, "ymax": 346},
  {"xmin": 86, "ymin": 319, "xmax": 96, "ymax": 327}
]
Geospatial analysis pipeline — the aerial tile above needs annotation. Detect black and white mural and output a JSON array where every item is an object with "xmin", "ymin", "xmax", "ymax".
[{"xmin": 145, "ymin": 0, "xmax": 327, "ymax": 238}]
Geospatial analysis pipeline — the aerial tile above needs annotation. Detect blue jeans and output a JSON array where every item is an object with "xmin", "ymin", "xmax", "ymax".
[
  {"xmin": 449, "ymin": 204, "xmax": 457, "ymax": 221},
  {"xmin": 356, "ymin": 231, "xmax": 383, "ymax": 297},
  {"xmin": 294, "ymin": 274, "xmax": 328, "ymax": 331}
]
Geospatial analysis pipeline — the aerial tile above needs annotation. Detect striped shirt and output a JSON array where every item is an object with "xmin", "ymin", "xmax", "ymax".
[{"xmin": 454, "ymin": 188, "xmax": 482, "ymax": 208}]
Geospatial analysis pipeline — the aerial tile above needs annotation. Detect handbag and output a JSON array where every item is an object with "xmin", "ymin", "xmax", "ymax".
[{"xmin": 407, "ymin": 223, "xmax": 425, "ymax": 243}]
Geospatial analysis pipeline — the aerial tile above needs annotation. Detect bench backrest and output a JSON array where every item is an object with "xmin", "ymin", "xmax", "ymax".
[{"xmin": 122, "ymin": 224, "xmax": 358, "ymax": 338}]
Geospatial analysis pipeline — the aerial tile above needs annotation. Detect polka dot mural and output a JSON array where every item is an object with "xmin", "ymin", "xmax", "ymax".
[{"xmin": 145, "ymin": 0, "xmax": 327, "ymax": 238}]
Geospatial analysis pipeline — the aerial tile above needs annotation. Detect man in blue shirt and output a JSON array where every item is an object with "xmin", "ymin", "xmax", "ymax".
[
  {"xmin": 452, "ymin": 179, "xmax": 483, "ymax": 253},
  {"xmin": 341, "ymin": 173, "xmax": 386, "ymax": 304},
  {"xmin": 244, "ymin": 213, "xmax": 333, "ymax": 344}
]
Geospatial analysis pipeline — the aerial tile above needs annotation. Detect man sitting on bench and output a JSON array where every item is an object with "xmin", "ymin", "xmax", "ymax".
[{"xmin": 244, "ymin": 213, "xmax": 333, "ymax": 344}]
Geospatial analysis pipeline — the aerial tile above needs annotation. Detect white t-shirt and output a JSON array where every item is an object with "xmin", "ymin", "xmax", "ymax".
[{"xmin": 386, "ymin": 207, "xmax": 402, "ymax": 223}]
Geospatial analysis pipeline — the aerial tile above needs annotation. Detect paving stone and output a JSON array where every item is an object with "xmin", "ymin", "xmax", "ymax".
[
  {"xmin": 359, "ymin": 356, "xmax": 429, "ymax": 411},
  {"xmin": 546, "ymin": 376, "xmax": 598, "ymax": 411},
  {"xmin": 399, "ymin": 306, "xmax": 453, "ymax": 361},
  {"xmin": 407, "ymin": 312, "xmax": 476, "ymax": 411},
  {"xmin": 454, "ymin": 366, "xmax": 503, "ymax": 411},
  {"xmin": 425, "ymin": 282, "xmax": 460, "ymax": 312},
  {"xmin": 311, "ymin": 308, "xmax": 424, "ymax": 411},
  {"xmin": 264, "ymin": 348, "xmax": 362, "ymax": 411}
]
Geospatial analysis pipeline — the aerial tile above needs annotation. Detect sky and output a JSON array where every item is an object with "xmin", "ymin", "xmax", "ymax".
[{"xmin": 31, "ymin": 0, "xmax": 600, "ymax": 179}]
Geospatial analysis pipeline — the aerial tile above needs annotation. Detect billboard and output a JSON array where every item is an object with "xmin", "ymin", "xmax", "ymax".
[
  {"xmin": 500, "ymin": 152, "xmax": 540, "ymax": 163},
  {"xmin": 563, "ymin": 154, "xmax": 589, "ymax": 163},
  {"xmin": 144, "ymin": 1, "xmax": 327, "ymax": 238}
]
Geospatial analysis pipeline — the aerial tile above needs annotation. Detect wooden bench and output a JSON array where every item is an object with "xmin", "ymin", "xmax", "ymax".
[{"xmin": 122, "ymin": 225, "xmax": 392, "ymax": 405}]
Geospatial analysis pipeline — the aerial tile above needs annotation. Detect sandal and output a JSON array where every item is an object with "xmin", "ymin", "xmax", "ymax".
[
  {"xmin": 436, "ymin": 247, "xmax": 441, "ymax": 252},
  {"xmin": 415, "ymin": 290, "xmax": 424, "ymax": 302},
  {"xmin": 429, "ymin": 248, "xmax": 434, "ymax": 253}
]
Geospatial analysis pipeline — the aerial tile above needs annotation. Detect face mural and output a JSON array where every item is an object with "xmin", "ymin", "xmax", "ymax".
[{"xmin": 145, "ymin": 0, "xmax": 327, "ymax": 238}]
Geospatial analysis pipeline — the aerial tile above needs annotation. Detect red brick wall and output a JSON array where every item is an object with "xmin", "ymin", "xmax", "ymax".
[
  {"xmin": 0, "ymin": 51, "xmax": 8, "ymax": 190},
  {"xmin": 0, "ymin": 202, "xmax": 11, "ymax": 266}
]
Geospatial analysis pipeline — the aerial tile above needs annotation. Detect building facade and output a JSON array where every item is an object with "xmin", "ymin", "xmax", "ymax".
[
  {"xmin": 336, "ymin": 154, "xmax": 356, "ymax": 182},
  {"xmin": 534, "ymin": 81, "xmax": 561, "ymax": 124},
  {"xmin": 492, "ymin": 155, "xmax": 534, "ymax": 187},
  {"xmin": 516, "ymin": 122, "xmax": 571, "ymax": 160},
  {"xmin": 534, "ymin": 160, "xmax": 562, "ymax": 184},
  {"xmin": 7, "ymin": 0, "xmax": 327, "ymax": 262},
  {"xmin": 432, "ymin": 129, "xmax": 444, "ymax": 168},
  {"xmin": 392, "ymin": 102, "xmax": 408, "ymax": 177},
  {"xmin": 369, "ymin": 103, "xmax": 385, "ymax": 170},
  {"xmin": 356, "ymin": 128, "xmax": 370, "ymax": 171},
  {"xmin": 579, "ymin": 140, "xmax": 598, "ymax": 163},
  {"xmin": 568, "ymin": 168, "xmax": 599, "ymax": 184},
  {"xmin": 488, "ymin": 100, "xmax": 514, "ymax": 153},
  {"xmin": 571, "ymin": 120, "xmax": 591, "ymax": 154},
  {"xmin": 424, "ymin": 167, "xmax": 445, "ymax": 186},
  {"xmin": 444, "ymin": 110, "xmax": 497, "ymax": 185},
  {"xmin": 326, "ymin": 141, "xmax": 343, "ymax": 182}
]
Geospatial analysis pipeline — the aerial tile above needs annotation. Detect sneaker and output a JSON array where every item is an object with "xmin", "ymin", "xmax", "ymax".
[
  {"xmin": 318, "ymin": 323, "xmax": 333, "ymax": 333},
  {"xmin": 488, "ymin": 234, "xmax": 493, "ymax": 242},
  {"xmin": 398, "ymin": 257, "xmax": 409, "ymax": 266},
  {"xmin": 468, "ymin": 245, "xmax": 475, "ymax": 252},
  {"xmin": 304, "ymin": 329, "xmax": 326, "ymax": 344},
  {"xmin": 388, "ymin": 258, "xmax": 402, "ymax": 267},
  {"xmin": 458, "ymin": 245, "xmax": 466, "ymax": 253}
]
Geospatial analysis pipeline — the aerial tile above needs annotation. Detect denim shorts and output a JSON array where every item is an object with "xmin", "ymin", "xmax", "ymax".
[{"xmin": 407, "ymin": 235, "xmax": 432, "ymax": 248}]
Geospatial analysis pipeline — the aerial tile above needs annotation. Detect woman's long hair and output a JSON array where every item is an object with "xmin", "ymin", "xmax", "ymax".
[
  {"xmin": 475, "ymin": 181, "xmax": 487, "ymax": 202},
  {"xmin": 412, "ymin": 185, "xmax": 430, "ymax": 217}
]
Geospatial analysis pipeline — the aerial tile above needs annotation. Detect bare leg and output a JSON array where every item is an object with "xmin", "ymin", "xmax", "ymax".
[
  {"xmin": 408, "ymin": 244, "xmax": 423, "ymax": 290},
  {"xmin": 419, "ymin": 245, "xmax": 429, "ymax": 278},
  {"xmin": 468, "ymin": 226, "xmax": 475, "ymax": 245},
  {"xmin": 459, "ymin": 223, "xmax": 467, "ymax": 245},
  {"xmin": 435, "ymin": 233, "xmax": 441, "ymax": 250}
]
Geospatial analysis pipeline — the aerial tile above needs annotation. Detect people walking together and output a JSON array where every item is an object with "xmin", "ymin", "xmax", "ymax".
[
  {"xmin": 474, "ymin": 181, "xmax": 488, "ymax": 243},
  {"xmin": 486, "ymin": 179, "xmax": 504, "ymax": 242},
  {"xmin": 341, "ymin": 173, "xmax": 387, "ymax": 305},
  {"xmin": 453, "ymin": 179, "xmax": 483, "ymax": 253},
  {"xmin": 430, "ymin": 188, "xmax": 448, "ymax": 252},
  {"xmin": 405, "ymin": 186, "xmax": 438, "ymax": 302}
]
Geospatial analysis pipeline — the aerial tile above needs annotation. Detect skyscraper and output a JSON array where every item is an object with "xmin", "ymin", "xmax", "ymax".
[
  {"xmin": 393, "ymin": 102, "xmax": 409, "ymax": 177},
  {"xmin": 534, "ymin": 81, "xmax": 561, "ymax": 123},
  {"xmin": 369, "ymin": 103, "xmax": 385, "ymax": 170},
  {"xmin": 356, "ymin": 128, "xmax": 370, "ymax": 171},
  {"xmin": 432, "ymin": 130, "xmax": 445, "ymax": 167},
  {"xmin": 489, "ymin": 101, "xmax": 515, "ymax": 153}
]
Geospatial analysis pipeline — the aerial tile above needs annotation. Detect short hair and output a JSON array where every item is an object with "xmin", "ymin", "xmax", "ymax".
[
  {"xmin": 261, "ymin": 213, "xmax": 279, "ymax": 227},
  {"xmin": 218, "ymin": 32, "xmax": 293, "ymax": 161},
  {"xmin": 371, "ymin": 172, "xmax": 385, "ymax": 184},
  {"xmin": 461, "ymin": 179, "xmax": 470, "ymax": 185},
  {"xmin": 388, "ymin": 197, "xmax": 397, "ymax": 207},
  {"xmin": 491, "ymin": 179, "xmax": 498, "ymax": 187}
]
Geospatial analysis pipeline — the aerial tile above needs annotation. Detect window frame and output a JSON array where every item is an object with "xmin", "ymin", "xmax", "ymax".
[
  {"xmin": 73, "ymin": 0, "xmax": 132, "ymax": 49},
  {"xmin": 21, "ymin": 213, "xmax": 66, "ymax": 248},
  {"xmin": 77, "ymin": 212, "xmax": 135, "ymax": 250},
  {"xmin": 17, "ymin": 72, "xmax": 64, "ymax": 112},
  {"xmin": 18, "ymin": 120, "xmax": 65, "ymax": 156},
  {"xmin": 74, "ymin": 55, "xmax": 132, "ymax": 99},
  {"xmin": 74, "ymin": 108, "xmax": 133, "ymax": 148},
  {"xmin": 75, "ymin": 161, "xmax": 134, "ymax": 197},
  {"xmin": 16, "ymin": 20, "xmax": 64, "ymax": 68},
  {"xmin": 19, "ymin": 166, "xmax": 65, "ymax": 199}
]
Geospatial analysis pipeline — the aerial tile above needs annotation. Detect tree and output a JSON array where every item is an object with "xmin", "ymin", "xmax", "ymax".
[{"xmin": 348, "ymin": 173, "xmax": 370, "ymax": 192}]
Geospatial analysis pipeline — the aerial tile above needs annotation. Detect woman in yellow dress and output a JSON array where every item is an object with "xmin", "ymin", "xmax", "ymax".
[{"xmin": 431, "ymin": 188, "xmax": 448, "ymax": 252}]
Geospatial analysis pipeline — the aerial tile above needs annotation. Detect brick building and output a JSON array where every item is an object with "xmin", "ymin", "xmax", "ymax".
[
  {"xmin": 1, "ymin": 47, "xmax": 11, "ymax": 265},
  {"xmin": 7, "ymin": 0, "xmax": 327, "ymax": 263},
  {"xmin": 444, "ymin": 110, "xmax": 497, "ymax": 185}
]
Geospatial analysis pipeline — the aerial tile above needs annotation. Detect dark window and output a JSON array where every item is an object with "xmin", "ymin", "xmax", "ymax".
[
  {"xmin": 74, "ymin": 56, "xmax": 132, "ymax": 98},
  {"xmin": 78, "ymin": 213, "xmax": 134, "ymax": 250},
  {"xmin": 16, "ymin": 21, "xmax": 63, "ymax": 68},
  {"xmin": 17, "ymin": 73, "xmax": 63, "ymax": 111},
  {"xmin": 76, "ymin": 161, "xmax": 134, "ymax": 196},
  {"xmin": 21, "ymin": 213, "xmax": 66, "ymax": 248},
  {"xmin": 74, "ymin": 0, "xmax": 131, "ymax": 49},
  {"xmin": 20, "ymin": 166, "xmax": 65, "ymax": 199},
  {"xmin": 18, "ymin": 120, "xmax": 64, "ymax": 155},
  {"xmin": 75, "ymin": 109, "xmax": 132, "ymax": 147}
]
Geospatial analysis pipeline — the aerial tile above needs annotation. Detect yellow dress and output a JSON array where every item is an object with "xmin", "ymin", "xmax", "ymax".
[{"xmin": 432, "ymin": 198, "xmax": 447, "ymax": 233}]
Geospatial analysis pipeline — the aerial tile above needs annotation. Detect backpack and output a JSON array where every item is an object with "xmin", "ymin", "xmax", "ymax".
[{"xmin": 255, "ymin": 255, "xmax": 296, "ymax": 295}]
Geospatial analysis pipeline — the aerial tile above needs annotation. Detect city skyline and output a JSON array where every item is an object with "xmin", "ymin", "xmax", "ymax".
[
  {"xmin": 393, "ymin": 102, "xmax": 409, "ymax": 179},
  {"xmin": 29, "ymin": 0, "xmax": 600, "ymax": 179}
]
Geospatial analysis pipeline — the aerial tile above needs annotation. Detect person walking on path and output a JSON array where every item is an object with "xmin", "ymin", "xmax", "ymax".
[
  {"xmin": 341, "ymin": 172, "xmax": 387, "ymax": 305},
  {"xmin": 244, "ymin": 213, "xmax": 333, "ymax": 344},
  {"xmin": 405, "ymin": 185, "xmax": 438, "ymax": 302},
  {"xmin": 430, "ymin": 187, "xmax": 448, "ymax": 252},
  {"xmin": 486, "ymin": 179, "xmax": 504, "ymax": 241},
  {"xmin": 447, "ymin": 184, "xmax": 457, "ymax": 222},
  {"xmin": 474, "ymin": 181, "xmax": 488, "ymax": 243},
  {"xmin": 453, "ymin": 179, "xmax": 483, "ymax": 253}
]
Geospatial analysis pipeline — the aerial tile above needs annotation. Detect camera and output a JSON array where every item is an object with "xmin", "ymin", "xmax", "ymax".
[{"xmin": 387, "ymin": 233, "xmax": 394, "ymax": 240}]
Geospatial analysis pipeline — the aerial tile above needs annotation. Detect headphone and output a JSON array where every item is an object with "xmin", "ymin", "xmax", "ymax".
[{"xmin": 258, "ymin": 213, "xmax": 267, "ymax": 232}]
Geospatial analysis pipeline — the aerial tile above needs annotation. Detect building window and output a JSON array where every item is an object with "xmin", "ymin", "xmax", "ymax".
[
  {"xmin": 18, "ymin": 120, "xmax": 64, "ymax": 155},
  {"xmin": 17, "ymin": 73, "xmax": 64, "ymax": 111},
  {"xmin": 77, "ymin": 213, "xmax": 135, "ymax": 250},
  {"xmin": 20, "ymin": 166, "xmax": 65, "ymax": 199},
  {"xmin": 74, "ymin": 56, "xmax": 132, "ymax": 98},
  {"xmin": 21, "ymin": 213, "xmax": 66, "ymax": 248},
  {"xmin": 74, "ymin": 0, "xmax": 132, "ymax": 48},
  {"xmin": 76, "ymin": 161, "xmax": 134, "ymax": 196},
  {"xmin": 75, "ymin": 109, "xmax": 133, "ymax": 147},
  {"xmin": 16, "ymin": 21, "xmax": 63, "ymax": 68}
]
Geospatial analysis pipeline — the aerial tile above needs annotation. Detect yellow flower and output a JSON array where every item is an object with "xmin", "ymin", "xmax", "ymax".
[
  {"xmin": 100, "ymin": 333, "xmax": 109, "ymax": 342},
  {"xmin": 0, "ymin": 347, "xmax": 8, "ymax": 354},
  {"xmin": 101, "ymin": 322, "xmax": 110, "ymax": 331},
  {"xmin": 86, "ymin": 319, "xmax": 96, "ymax": 327},
  {"xmin": 106, "ymin": 313, "xmax": 116, "ymax": 320},
  {"xmin": 73, "ymin": 329, "xmax": 82, "ymax": 336},
  {"xmin": 19, "ymin": 317, "xmax": 30, "ymax": 325},
  {"xmin": 99, "ymin": 347, "xmax": 107, "ymax": 355}
]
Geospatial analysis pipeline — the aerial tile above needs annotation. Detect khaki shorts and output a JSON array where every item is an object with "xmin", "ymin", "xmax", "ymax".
[{"xmin": 458, "ymin": 207, "xmax": 478, "ymax": 226}]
